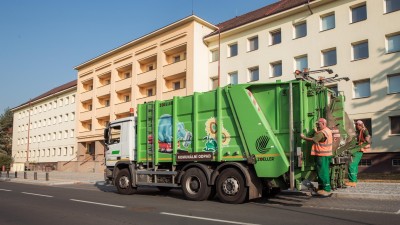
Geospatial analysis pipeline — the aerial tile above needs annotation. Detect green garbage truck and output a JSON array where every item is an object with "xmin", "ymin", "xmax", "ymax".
[{"xmin": 104, "ymin": 70, "xmax": 357, "ymax": 203}]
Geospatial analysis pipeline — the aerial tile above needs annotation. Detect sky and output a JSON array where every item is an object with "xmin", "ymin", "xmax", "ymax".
[{"xmin": 0, "ymin": 0, "xmax": 275, "ymax": 114}]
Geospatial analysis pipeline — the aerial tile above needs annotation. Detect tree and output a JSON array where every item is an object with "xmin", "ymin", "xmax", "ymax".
[{"xmin": 0, "ymin": 108, "xmax": 13, "ymax": 156}]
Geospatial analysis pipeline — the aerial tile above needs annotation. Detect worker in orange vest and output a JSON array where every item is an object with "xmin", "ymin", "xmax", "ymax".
[
  {"xmin": 345, "ymin": 120, "xmax": 371, "ymax": 187},
  {"xmin": 301, "ymin": 118, "xmax": 333, "ymax": 197}
]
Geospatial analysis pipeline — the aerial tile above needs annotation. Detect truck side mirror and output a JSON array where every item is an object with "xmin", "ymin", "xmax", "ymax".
[{"xmin": 104, "ymin": 128, "xmax": 109, "ymax": 144}]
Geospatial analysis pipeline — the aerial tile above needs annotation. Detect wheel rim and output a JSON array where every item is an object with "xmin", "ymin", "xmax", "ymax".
[
  {"xmin": 222, "ymin": 177, "xmax": 240, "ymax": 196},
  {"xmin": 185, "ymin": 176, "xmax": 201, "ymax": 195},
  {"xmin": 119, "ymin": 175, "xmax": 130, "ymax": 189}
]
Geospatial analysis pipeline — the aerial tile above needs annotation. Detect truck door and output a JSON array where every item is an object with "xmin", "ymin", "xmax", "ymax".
[{"xmin": 105, "ymin": 124, "xmax": 122, "ymax": 167}]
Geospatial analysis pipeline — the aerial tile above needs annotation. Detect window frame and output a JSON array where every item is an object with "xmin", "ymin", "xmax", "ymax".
[
  {"xmin": 248, "ymin": 36, "xmax": 259, "ymax": 52},
  {"xmin": 210, "ymin": 49, "xmax": 219, "ymax": 62},
  {"xmin": 385, "ymin": 0, "xmax": 400, "ymax": 14},
  {"xmin": 390, "ymin": 116, "xmax": 400, "ymax": 135},
  {"xmin": 320, "ymin": 12, "xmax": 336, "ymax": 31},
  {"xmin": 270, "ymin": 29, "xmax": 282, "ymax": 45},
  {"xmin": 229, "ymin": 71, "xmax": 238, "ymax": 85},
  {"xmin": 228, "ymin": 43, "xmax": 238, "ymax": 57},
  {"xmin": 387, "ymin": 73, "xmax": 400, "ymax": 94},
  {"xmin": 293, "ymin": 21, "xmax": 307, "ymax": 39},
  {"xmin": 353, "ymin": 79, "xmax": 371, "ymax": 99},
  {"xmin": 351, "ymin": 40, "xmax": 369, "ymax": 61},
  {"xmin": 295, "ymin": 55, "xmax": 308, "ymax": 71},
  {"xmin": 270, "ymin": 61, "xmax": 283, "ymax": 78},
  {"xmin": 350, "ymin": 3, "xmax": 367, "ymax": 24},
  {"xmin": 386, "ymin": 32, "xmax": 400, "ymax": 54},
  {"xmin": 248, "ymin": 66, "xmax": 260, "ymax": 82},
  {"xmin": 321, "ymin": 48, "xmax": 337, "ymax": 67}
]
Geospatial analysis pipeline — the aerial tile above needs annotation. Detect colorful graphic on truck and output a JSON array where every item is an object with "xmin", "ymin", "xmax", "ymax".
[
  {"xmin": 203, "ymin": 117, "xmax": 230, "ymax": 152},
  {"xmin": 156, "ymin": 114, "xmax": 192, "ymax": 153}
]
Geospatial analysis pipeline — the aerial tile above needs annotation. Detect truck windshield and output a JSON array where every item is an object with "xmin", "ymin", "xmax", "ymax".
[{"xmin": 109, "ymin": 125, "xmax": 121, "ymax": 144}]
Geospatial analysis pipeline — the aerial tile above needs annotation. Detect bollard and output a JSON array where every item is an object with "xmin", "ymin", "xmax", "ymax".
[
  {"xmin": 6, "ymin": 170, "xmax": 9, "ymax": 178},
  {"xmin": 34, "ymin": 172, "xmax": 37, "ymax": 180},
  {"xmin": 46, "ymin": 172, "xmax": 49, "ymax": 181},
  {"xmin": 15, "ymin": 171, "xmax": 17, "ymax": 178},
  {"xmin": 24, "ymin": 172, "xmax": 27, "ymax": 179}
]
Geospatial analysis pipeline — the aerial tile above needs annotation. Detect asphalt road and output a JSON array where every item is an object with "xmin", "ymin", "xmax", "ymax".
[{"xmin": 0, "ymin": 181, "xmax": 399, "ymax": 225}]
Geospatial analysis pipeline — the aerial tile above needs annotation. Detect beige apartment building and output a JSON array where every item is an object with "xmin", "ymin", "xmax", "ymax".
[
  {"xmin": 11, "ymin": 80, "xmax": 77, "ymax": 171},
  {"xmin": 74, "ymin": 15, "xmax": 217, "ymax": 170},
  {"xmin": 204, "ymin": 0, "xmax": 400, "ymax": 172}
]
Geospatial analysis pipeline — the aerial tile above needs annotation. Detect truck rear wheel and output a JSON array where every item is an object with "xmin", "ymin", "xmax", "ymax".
[
  {"xmin": 116, "ymin": 168, "xmax": 137, "ymax": 195},
  {"xmin": 181, "ymin": 168, "xmax": 211, "ymax": 201},
  {"xmin": 216, "ymin": 168, "xmax": 248, "ymax": 204}
]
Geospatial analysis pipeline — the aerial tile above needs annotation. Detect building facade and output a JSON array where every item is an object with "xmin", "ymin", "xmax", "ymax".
[
  {"xmin": 74, "ymin": 15, "xmax": 217, "ymax": 171},
  {"xmin": 204, "ymin": 0, "xmax": 400, "ymax": 172},
  {"xmin": 12, "ymin": 80, "xmax": 77, "ymax": 172}
]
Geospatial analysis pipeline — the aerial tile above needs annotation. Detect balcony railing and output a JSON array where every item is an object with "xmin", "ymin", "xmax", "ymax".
[
  {"xmin": 114, "ymin": 101, "xmax": 131, "ymax": 115},
  {"xmin": 163, "ymin": 60, "xmax": 186, "ymax": 79},
  {"xmin": 97, "ymin": 85, "xmax": 111, "ymax": 97},
  {"xmin": 163, "ymin": 88, "xmax": 187, "ymax": 100},
  {"xmin": 137, "ymin": 69, "xmax": 157, "ymax": 86},
  {"xmin": 115, "ymin": 77, "xmax": 132, "ymax": 92},
  {"xmin": 80, "ymin": 110, "xmax": 92, "ymax": 122}
]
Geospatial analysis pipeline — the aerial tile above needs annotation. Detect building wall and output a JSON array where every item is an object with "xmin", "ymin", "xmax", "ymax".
[
  {"xmin": 74, "ymin": 16, "xmax": 216, "ymax": 169},
  {"xmin": 205, "ymin": 0, "xmax": 400, "ymax": 157},
  {"xmin": 12, "ymin": 89, "xmax": 77, "ymax": 171}
]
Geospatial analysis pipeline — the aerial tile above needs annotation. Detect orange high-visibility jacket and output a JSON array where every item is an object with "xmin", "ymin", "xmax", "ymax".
[{"xmin": 311, "ymin": 127, "xmax": 333, "ymax": 156}]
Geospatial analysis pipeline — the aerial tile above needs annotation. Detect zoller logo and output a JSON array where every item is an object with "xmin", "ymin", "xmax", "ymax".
[{"xmin": 256, "ymin": 135, "xmax": 270, "ymax": 154}]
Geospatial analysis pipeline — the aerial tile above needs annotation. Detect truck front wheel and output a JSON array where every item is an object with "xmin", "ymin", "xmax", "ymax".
[
  {"xmin": 216, "ymin": 168, "xmax": 248, "ymax": 204},
  {"xmin": 181, "ymin": 168, "xmax": 211, "ymax": 201},
  {"xmin": 116, "ymin": 168, "xmax": 137, "ymax": 195}
]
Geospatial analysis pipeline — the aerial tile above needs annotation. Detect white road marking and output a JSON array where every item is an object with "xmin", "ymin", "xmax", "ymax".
[
  {"xmin": 0, "ymin": 189, "xmax": 12, "ymax": 192},
  {"xmin": 160, "ymin": 212, "xmax": 260, "ymax": 225},
  {"xmin": 21, "ymin": 192, "xmax": 53, "ymax": 198},
  {"xmin": 396, "ymin": 209, "xmax": 400, "ymax": 214},
  {"xmin": 70, "ymin": 199, "xmax": 125, "ymax": 208}
]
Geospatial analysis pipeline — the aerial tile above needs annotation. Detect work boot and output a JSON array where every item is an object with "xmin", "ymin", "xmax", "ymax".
[
  {"xmin": 345, "ymin": 182, "xmax": 357, "ymax": 187},
  {"xmin": 316, "ymin": 190, "xmax": 332, "ymax": 197}
]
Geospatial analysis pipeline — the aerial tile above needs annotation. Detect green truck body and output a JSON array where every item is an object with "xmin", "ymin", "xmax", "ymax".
[{"xmin": 104, "ymin": 77, "xmax": 354, "ymax": 203}]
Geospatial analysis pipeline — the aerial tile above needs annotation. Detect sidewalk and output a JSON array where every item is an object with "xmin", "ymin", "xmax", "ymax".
[
  {"xmin": 0, "ymin": 171, "xmax": 104, "ymax": 186},
  {"xmin": 1, "ymin": 171, "xmax": 399, "ymax": 201}
]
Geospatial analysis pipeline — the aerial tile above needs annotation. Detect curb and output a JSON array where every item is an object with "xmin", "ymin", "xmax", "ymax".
[{"xmin": 331, "ymin": 192, "xmax": 400, "ymax": 201}]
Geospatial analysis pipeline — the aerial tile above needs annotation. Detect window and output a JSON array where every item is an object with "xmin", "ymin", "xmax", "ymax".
[
  {"xmin": 47, "ymin": 133, "xmax": 51, "ymax": 141},
  {"xmin": 327, "ymin": 85, "xmax": 339, "ymax": 97},
  {"xmin": 64, "ymin": 130, "xmax": 68, "ymax": 139},
  {"xmin": 393, "ymin": 159, "xmax": 400, "ymax": 166},
  {"xmin": 321, "ymin": 13, "xmax": 335, "ymax": 31},
  {"xmin": 248, "ymin": 36, "xmax": 258, "ymax": 51},
  {"xmin": 71, "ymin": 113, "xmax": 75, "ymax": 121},
  {"xmin": 105, "ymin": 99, "xmax": 110, "ymax": 107},
  {"xmin": 59, "ymin": 115, "xmax": 62, "ymax": 123},
  {"xmin": 270, "ymin": 29, "xmax": 281, "ymax": 45},
  {"xmin": 352, "ymin": 41, "xmax": 369, "ymax": 60},
  {"xmin": 351, "ymin": 4, "xmax": 367, "ymax": 23},
  {"xmin": 70, "ymin": 147, "xmax": 74, "ymax": 155},
  {"xmin": 353, "ymin": 79, "xmax": 371, "ymax": 98},
  {"xmin": 210, "ymin": 77, "xmax": 219, "ymax": 90},
  {"xmin": 71, "ymin": 95, "xmax": 75, "ymax": 103},
  {"xmin": 173, "ymin": 81, "xmax": 181, "ymax": 90},
  {"xmin": 147, "ymin": 64, "xmax": 154, "ymax": 72},
  {"xmin": 70, "ymin": 129, "xmax": 74, "ymax": 138},
  {"xmin": 249, "ymin": 67, "xmax": 259, "ymax": 82},
  {"xmin": 58, "ymin": 131, "xmax": 62, "ymax": 140},
  {"xmin": 124, "ymin": 72, "xmax": 131, "ymax": 79},
  {"xmin": 88, "ymin": 104, "xmax": 93, "ymax": 111},
  {"xmin": 52, "ymin": 132, "xmax": 56, "ymax": 140},
  {"xmin": 387, "ymin": 33, "xmax": 400, "ymax": 53},
  {"xmin": 294, "ymin": 22, "xmax": 307, "ymax": 39},
  {"xmin": 173, "ymin": 55, "xmax": 181, "ymax": 63},
  {"xmin": 53, "ymin": 117, "xmax": 57, "ymax": 124},
  {"xmin": 65, "ymin": 97, "xmax": 69, "ymax": 105},
  {"xmin": 359, "ymin": 159, "xmax": 372, "ymax": 167},
  {"xmin": 390, "ymin": 116, "xmax": 400, "ymax": 134},
  {"xmin": 146, "ymin": 88, "xmax": 154, "ymax": 97},
  {"xmin": 322, "ymin": 48, "xmax": 337, "ymax": 66},
  {"xmin": 271, "ymin": 61, "xmax": 282, "ymax": 77},
  {"xmin": 124, "ymin": 95, "xmax": 130, "ymax": 102},
  {"xmin": 228, "ymin": 43, "xmax": 238, "ymax": 57},
  {"xmin": 65, "ymin": 114, "xmax": 68, "ymax": 121},
  {"xmin": 59, "ymin": 99, "xmax": 63, "ymax": 107},
  {"xmin": 210, "ymin": 49, "xmax": 219, "ymax": 62},
  {"xmin": 385, "ymin": 0, "xmax": 400, "ymax": 13},
  {"xmin": 229, "ymin": 71, "xmax": 238, "ymax": 85},
  {"xmin": 295, "ymin": 55, "xmax": 308, "ymax": 71},
  {"xmin": 388, "ymin": 74, "xmax": 400, "ymax": 93}
]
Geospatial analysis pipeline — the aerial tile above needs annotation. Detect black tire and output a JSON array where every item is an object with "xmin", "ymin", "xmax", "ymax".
[
  {"xmin": 216, "ymin": 168, "xmax": 248, "ymax": 204},
  {"xmin": 115, "ymin": 168, "xmax": 137, "ymax": 195},
  {"xmin": 181, "ymin": 167, "xmax": 211, "ymax": 201}
]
